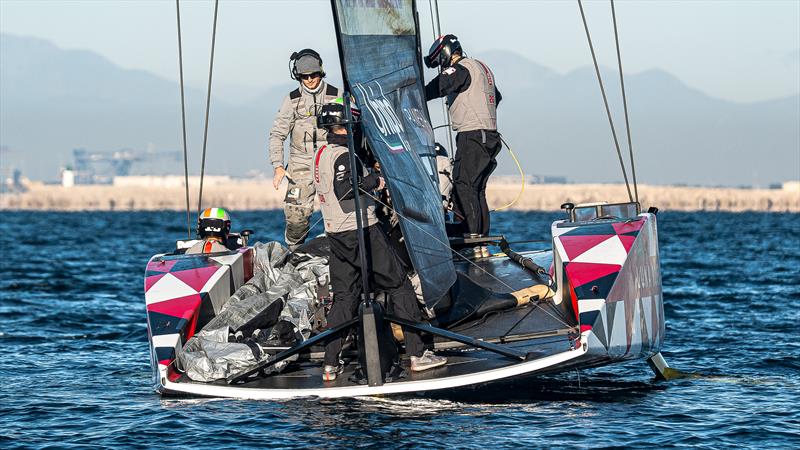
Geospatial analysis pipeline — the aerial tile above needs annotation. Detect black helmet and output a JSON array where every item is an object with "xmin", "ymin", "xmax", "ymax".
[
  {"xmin": 434, "ymin": 142, "xmax": 448, "ymax": 157},
  {"xmin": 424, "ymin": 34, "xmax": 462, "ymax": 69},
  {"xmin": 316, "ymin": 97, "xmax": 360, "ymax": 129},
  {"xmin": 197, "ymin": 207, "xmax": 231, "ymax": 240}
]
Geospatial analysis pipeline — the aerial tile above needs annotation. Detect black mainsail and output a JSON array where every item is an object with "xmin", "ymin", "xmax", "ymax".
[{"xmin": 331, "ymin": 0, "xmax": 455, "ymax": 305}]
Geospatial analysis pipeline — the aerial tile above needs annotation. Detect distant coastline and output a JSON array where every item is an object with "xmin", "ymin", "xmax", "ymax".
[{"xmin": 1, "ymin": 181, "xmax": 798, "ymax": 213}]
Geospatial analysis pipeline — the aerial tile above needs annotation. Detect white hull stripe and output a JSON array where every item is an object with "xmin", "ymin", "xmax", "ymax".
[
  {"xmin": 161, "ymin": 346, "xmax": 587, "ymax": 400},
  {"xmin": 152, "ymin": 333, "xmax": 180, "ymax": 350},
  {"xmin": 578, "ymin": 298, "xmax": 606, "ymax": 312}
]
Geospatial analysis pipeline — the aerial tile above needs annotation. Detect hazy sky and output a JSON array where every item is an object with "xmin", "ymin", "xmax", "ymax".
[{"xmin": 1, "ymin": 0, "xmax": 798, "ymax": 104}]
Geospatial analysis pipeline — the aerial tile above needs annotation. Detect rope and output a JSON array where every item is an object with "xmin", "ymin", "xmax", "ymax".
[
  {"xmin": 491, "ymin": 135, "xmax": 525, "ymax": 212},
  {"xmin": 197, "ymin": 0, "xmax": 219, "ymax": 215},
  {"xmin": 611, "ymin": 0, "xmax": 638, "ymax": 204},
  {"xmin": 359, "ymin": 187, "xmax": 571, "ymax": 330},
  {"xmin": 175, "ymin": 0, "xmax": 191, "ymax": 239},
  {"xmin": 577, "ymin": 0, "xmax": 633, "ymax": 203}
]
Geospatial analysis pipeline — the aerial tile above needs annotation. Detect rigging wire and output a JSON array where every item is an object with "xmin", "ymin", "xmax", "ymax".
[
  {"xmin": 491, "ymin": 135, "xmax": 526, "ymax": 212},
  {"xmin": 359, "ymin": 187, "xmax": 572, "ymax": 330},
  {"xmin": 577, "ymin": 0, "xmax": 633, "ymax": 203},
  {"xmin": 610, "ymin": 0, "xmax": 638, "ymax": 204},
  {"xmin": 197, "ymin": 0, "xmax": 219, "ymax": 215},
  {"xmin": 425, "ymin": 4, "xmax": 525, "ymax": 211},
  {"xmin": 428, "ymin": 0, "xmax": 455, "ymax": 159},
  {"xmin": 426, "ymin": 0, "xmax": 437, "ymax": 37},
  {"xmin": 500, "ymin": 300, "xmax": 540, "ymax": 342},
  {"xmin": 175, "ymin": 0, "xmax": 191, "ymax": 239}
]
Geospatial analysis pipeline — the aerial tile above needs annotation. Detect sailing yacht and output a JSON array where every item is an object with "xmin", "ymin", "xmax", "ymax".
[{"xmin": 143, "ymin": 0, "xmax": 669, "ymax": 399}]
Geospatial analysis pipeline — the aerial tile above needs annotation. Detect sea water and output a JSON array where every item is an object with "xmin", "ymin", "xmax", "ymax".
[{"xmin": 0, "ymin": 211, "xmax": 798, "ymax": 448}]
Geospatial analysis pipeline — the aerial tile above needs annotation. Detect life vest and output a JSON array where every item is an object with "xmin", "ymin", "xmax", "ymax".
[
  {"xmin": 313, "ymin": 143, "xmax": 378, "ymax": 233},
  {"xmin": 447, "ymin": 58, "xmax": 498, "ymax": 132}
]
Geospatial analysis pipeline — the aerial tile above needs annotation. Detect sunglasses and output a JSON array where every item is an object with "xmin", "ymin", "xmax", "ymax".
[{"xmin": 300, "ymin": 73, "xmax": 321, "ymax": 80}]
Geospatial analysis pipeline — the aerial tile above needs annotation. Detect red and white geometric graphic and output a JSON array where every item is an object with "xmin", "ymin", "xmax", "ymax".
[
  {"xmin": 551, "ymin": 214, "xmax": 664, "ymax": 361},
  {"xmin": 144, "ymin": 248, "xmax": 253, "ymax": 381}
]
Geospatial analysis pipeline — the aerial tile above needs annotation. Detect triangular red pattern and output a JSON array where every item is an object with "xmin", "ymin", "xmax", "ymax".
[
  {"xmin": 559, "ymin": 235, "xmax": 615, "ymax": 260},
  {"xmin": 170, "ymin": 266, "xmax": 221, "ymax": 292},
  {"xmin": 612, "ymin": 220, "xmax": 644, "ymax": 235},
  {"xmin": 144, "ymin": 273, "xmax": 166, "ymax": 292},
  {"xmin": 147, "ymin": 294, "xmax": 202, "ymax": 320},
  {"xmin": 568, "ymin": 279, "xmax": 579, "ymax": 321},
  {"xmin": 185, "ymin": 310, "xmax": 200, "ymax": 340},
  {"xmin": 618, "ymin": 235, "xmax": 637, "ymax": 253},
  {"xmin": 146, "ymin": 259, "xmax": 178, "ymax": 274},
  {"xmin": 565, "ymin": 262, "xmax": 622, "ymax": 287},
  {"xmin": 167, "ymin": 367, "xmax": 182, "ymax": 382}
]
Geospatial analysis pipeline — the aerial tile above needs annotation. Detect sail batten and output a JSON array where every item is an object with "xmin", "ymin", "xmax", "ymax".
[{"xmin": 332, "ymin": 0, "xmax": 456, "ymax": 304}]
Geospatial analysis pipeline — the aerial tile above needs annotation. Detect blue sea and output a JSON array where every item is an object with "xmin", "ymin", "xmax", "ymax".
[{"xmin": 1, "ymin": 210, "xmax": 798, "ymax": 448}]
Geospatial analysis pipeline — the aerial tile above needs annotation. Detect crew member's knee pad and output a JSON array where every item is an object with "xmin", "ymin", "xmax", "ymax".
[
  {"xmin": 284, "ymin": 206, "xmax": 313, "ymax": 246},
  {"xmin": 284, "ymin": 204, "xmax": 312, "ymax": 225}
]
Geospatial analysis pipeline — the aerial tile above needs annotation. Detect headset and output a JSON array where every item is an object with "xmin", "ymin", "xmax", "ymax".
[{"xmin": 289, "ymin": 49, "xmax": 326, "ymax": 81}]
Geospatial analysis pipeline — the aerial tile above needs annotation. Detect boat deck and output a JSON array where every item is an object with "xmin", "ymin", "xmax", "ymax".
[
  {"xmin": 156, "ymin": 247, "xmax": 589, "ymax": 398},
  {"xmin": 169, "ymin": 331, "xmax": 576, "ymax": 393},
  {"xmin": 454, "ymin": 250, "xmax": 553, "ymax": 293}
]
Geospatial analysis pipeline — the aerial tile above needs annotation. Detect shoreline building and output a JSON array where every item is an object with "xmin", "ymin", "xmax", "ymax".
[{"xmin": 70, "ymin": 148, "xmax": 183, "ymax": 185}]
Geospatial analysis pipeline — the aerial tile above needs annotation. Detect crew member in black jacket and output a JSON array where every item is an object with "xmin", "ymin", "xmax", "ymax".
[
  {"xmin": 424, "ymin": 34, "xmax": 502, "ymax": 251},
  {"xmin": 313, "ymin": 99, "xmax": 447, "ymax": 382}
]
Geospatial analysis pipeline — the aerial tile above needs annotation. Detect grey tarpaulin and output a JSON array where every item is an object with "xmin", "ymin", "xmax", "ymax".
[{"xmin": 178, "ymin": 241, "xmax": 329, "ymax": 382}]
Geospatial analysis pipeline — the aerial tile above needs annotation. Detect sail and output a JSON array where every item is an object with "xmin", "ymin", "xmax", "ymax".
[{"xmin": 332, "ymin": 0, "xmax": 456, "ymax": 305}]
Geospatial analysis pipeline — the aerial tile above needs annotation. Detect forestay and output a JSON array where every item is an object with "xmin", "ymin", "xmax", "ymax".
[{"xmin": 331, "ymin": 0, "xmax": 455, "ymax": 305}]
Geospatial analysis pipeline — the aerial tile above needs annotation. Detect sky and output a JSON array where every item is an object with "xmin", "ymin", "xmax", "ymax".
[{"xmin": 1, "ymin": 0, "xmax": 798, "ymax": 104}]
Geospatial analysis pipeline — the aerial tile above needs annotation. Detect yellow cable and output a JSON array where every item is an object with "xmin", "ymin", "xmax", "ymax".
[{"xmin": 492, "ymin": 135, "xmax": 525, "ymax": 211}]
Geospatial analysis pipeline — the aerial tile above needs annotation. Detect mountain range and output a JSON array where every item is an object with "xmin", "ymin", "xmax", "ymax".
[{"xmin": 1, "ymin": 33, "xmax": 798, "ymax": 186}]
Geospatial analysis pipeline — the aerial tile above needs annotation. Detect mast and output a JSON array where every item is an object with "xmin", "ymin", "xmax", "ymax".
[
  {"xmin": 331, "ymin": 1, "xmax": 371, "ymax": 308},
  {"xmin": 342, "ymin": 92, "xmax": 372, "ymax": 307},
  {"xmin": 413, "ymin": 0, "xmax": 438, "ymax": 175},
  {"xmin": 329, "ymin": 0, "xmax": 456, "ymax": 306},
  {"xmin": 330, "ymin": 0, "xmax": 350, "ymax": 93}
]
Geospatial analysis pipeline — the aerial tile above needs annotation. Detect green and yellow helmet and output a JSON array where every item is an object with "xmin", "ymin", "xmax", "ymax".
[{"xmin": 197, "ymin": 207, "xmax": 231, "ymax": 239}]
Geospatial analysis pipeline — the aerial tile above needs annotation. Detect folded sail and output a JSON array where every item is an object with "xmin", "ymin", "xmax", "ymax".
[{"xmin": 332, "ymin": 0, "xmax": 455, "ymax": 305}]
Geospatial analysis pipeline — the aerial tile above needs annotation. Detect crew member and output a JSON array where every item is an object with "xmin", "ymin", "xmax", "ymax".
[
  {"xmin": 269, "ymin": 49, "xmax": 341, "ymax": 250},
  {"xmin": 423, "ymin": 35, "xmax": 502, "ymax": 240},
  {"xmin": 435, "ymin": 142, "xmax": 455, "ymax": 212},
  {"xmin": 186, "ymin": 207, "xmax": 232, "ymax": 254},
  {"xmin": 313, "ymin": 99, "xmax": 447, "ymax": 381}
]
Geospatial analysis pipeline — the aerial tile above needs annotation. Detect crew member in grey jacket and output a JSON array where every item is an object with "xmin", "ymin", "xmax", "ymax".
[
  {"xmin": 424, "ymin": 35, "xmax": 502, "ymax": 244},
  {"xmin": 268, "ymin": 49, "xmax": 341, "ymax": 249},
  {"xmin": 313, "ymin": 100, "xmax": 447, "ymax": 382}
]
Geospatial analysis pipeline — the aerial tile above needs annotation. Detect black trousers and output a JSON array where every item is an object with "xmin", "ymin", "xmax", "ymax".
[
  {"xmin": 324, "ymin": 224, "xmax": 424, "ymax": 365},
  {"xmin": 452, "ymin": 129, "xmax": 502, "ymax": 236}
]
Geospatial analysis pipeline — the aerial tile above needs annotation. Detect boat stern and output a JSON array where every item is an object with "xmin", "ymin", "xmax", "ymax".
[
  {"xmin": 552, "ymin": 210, "xmax": 664, "ymax": 366},
  {"xmin": 143, "ymin": 247, "xmax": 254, "ymax": 392}
]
